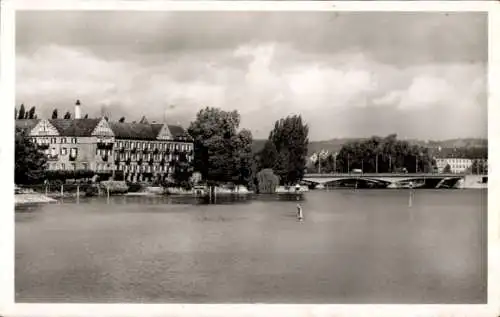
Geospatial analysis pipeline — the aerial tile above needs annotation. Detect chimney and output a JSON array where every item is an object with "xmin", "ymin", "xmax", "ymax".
[{"xmin": 75, "ymin": 100, "xmax": 81, "ymax": 119}]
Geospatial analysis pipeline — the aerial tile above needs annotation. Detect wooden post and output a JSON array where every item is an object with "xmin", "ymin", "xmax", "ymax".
[
  {"xmin": 409, "ymin": 182, "xmax": 413, "ymax": 207},
  {"xmin": 107, "ymin": 186, "xmax": 110, "ymax": 204}
]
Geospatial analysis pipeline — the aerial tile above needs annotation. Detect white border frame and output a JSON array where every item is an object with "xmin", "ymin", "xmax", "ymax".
[{"xmin": 1, "ymin": 1, "xmax": 498, "ymax": 316}]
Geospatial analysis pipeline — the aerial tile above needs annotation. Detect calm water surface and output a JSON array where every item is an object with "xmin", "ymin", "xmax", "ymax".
[{"xmin": 15, "ymin": 189, "xmax": 487, "ymax": 303}]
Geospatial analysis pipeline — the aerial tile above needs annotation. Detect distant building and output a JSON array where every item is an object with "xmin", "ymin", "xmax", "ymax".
[
  {"xmin": 435, "ymin": 158, "xmax": 472, "ymax": 174},
  {"xmin": 15, "ymin": 101, "xmax": 193, "ymax": 183}
]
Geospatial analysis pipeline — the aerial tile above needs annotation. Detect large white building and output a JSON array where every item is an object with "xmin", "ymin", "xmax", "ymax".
[{"xmin": 435, "ymin": 158, "xmax": 473, "ymax": 173}]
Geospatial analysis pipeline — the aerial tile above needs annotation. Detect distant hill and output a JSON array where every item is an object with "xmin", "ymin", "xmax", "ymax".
[{"xmin": 252, "ymin": 138, "xmax": 488, "ymax": 155}]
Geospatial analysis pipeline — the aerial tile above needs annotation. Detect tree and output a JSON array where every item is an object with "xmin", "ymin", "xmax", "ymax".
[
  {"xmin": 27, "ymin": 106, "xmax": 36, "ymax": 119},
  {"xmin": 335, "ymin": 134, "xmax": 434, "ymax": 173},
  {"xmin": 256, "ymin": 168, "xmax": 280, "ymax": 194},
  {"xmin": 470, "ymin": 159, "xmax": 488, "ymax": 175},
  {"xmin": 140, "ymin": 116, "xmax": 148, "ymax": 124},
  {"xmin": 119, "ymin": 117, "xmax": 125, "ymax": 123},
  {"xmin": 51, "ymin": 109, "xmax": 58, "ymax": 119},
  {"xmin": 234, "ymin": 129, "xmax": 255, "ymax": 187},
  {"xmin": 267, "ymin": 115, "xmax": 309, "ymax": 185},
  {"xmin": 15, "ymin": 129, "xmax": 48, "ymax": 185},
  {"xmin": 84, "ymin": 114, "xmax": 89, "ymax": 119},
  {"xmin": 15, "ymin": 108, "xmax": 18, "ymax": 119},
  {"xmin": 258, "ymin": 140, "xmax": 278, "ymax": 170},
  {"xmin": 64, "ymin": 111, "xmax": 71, "ymax": 119},
  {"xmin": 172, "ymin": 152, "xmax": 194, "ymax": 189},
  {"xmin": 443, "ymin": 164, "xmax": 452, "ymax": 173},
  {"xmin": 188, "ymin": 107, "xmax": 254, "ymax": 186},
  {"xmin": 18, "ymin": 104, "xmax": 26, "ymax": 120}
]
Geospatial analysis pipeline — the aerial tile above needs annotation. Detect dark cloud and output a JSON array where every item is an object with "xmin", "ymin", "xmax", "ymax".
[{"xmin": 17, "ymin": 11, "xmax": 487, "ymax": 65}]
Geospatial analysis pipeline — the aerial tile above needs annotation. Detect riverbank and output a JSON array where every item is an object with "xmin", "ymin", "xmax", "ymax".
[{"xmin": 15, "ymin": 193, "xmax": 57, "ymax": 205}]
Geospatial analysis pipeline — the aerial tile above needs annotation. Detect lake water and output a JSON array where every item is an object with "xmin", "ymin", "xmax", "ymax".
[{"xmin": 15, "ymin": 189, "xmax": 487, "ymax": 303}]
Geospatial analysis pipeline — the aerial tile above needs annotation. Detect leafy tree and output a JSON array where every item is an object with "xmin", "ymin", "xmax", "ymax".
[
  {"xmin": 172, "ymin": 152, "xmax": 194, "ymax": 189},
  {"xmin": 335, "ymin": 134, "xmax": 434, "ymax": 173},
  {"xmin": 256, "ymin": 168, "xmax": 280, "ymax": 194},
  {"xmin": 266, "ymin": 115, "xmax": 309, "ymax": 185},
  {"xmin": 258, "ymin": 140, "xmax": 278, "ymax": 170},
  {"xmin": 469, "ymin": 159, "xmax": 488, "ymax": 175},
  {"xmin": 119, "ymin": 117, "xmax": 125, "ymax": 123},
  {"xmin": 27, "ymin": 106, "xmax": 36, "ymax": 119},
  {"xmin": 15, "ymin": 129, "xmax": 48, "ymax": 185},
  {"xmin": 51, "ymin": 109, "xmax": 58, "ymax": 119},
  {"xmin": 234, "ymin": 129, "xmax": 255, "ymax": 187},
  {"xmin": 311, "ymin": 152, "xmax": 336, "ymax": 173},
  {"xmin": 18, "ymin": 104, "xmax": 26, "ymax": 120},
  {"xmin": 188, "ymin": 107, "xmax": 254, "ymax": 186},
  {"xmin": 64, "ymin": 111, "xmax": 71, "ymax": 119},
  {"xmin": 443, "ymin": 164, "xmax": 452, "ymax": 173},
  {"xmin": 84, "ymin": 114, "xmax": 89, "ymax": 119}
]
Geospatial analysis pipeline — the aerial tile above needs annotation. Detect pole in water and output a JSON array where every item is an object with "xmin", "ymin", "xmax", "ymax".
[
  {"xmin": 408, "ymin": 181, "xmax": 414, "ymax": 207},
  {"xmin": 297, "ymin": 204, "xmax": 304, "ymax": 221}
]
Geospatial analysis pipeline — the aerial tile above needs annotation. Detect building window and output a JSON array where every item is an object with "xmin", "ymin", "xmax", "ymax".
[
  {"xmin": 60, "ymin": 147, "xmax": 68, "ymax": 155},
  {"xmin": 69, "ymin": 148, "xmax": 78, "ymax": 161},
  {"xmin": 82, "ymin": 163, "xmax": 88, "ymax": 170},
  {"xmin": 61, "ymin": 163, "xmax": 66, "ymax": 170}
]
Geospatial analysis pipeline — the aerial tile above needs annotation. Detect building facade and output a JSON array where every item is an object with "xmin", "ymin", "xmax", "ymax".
[
  {"xmin": 16, "ymin": 114, "xmax": 193, "ymax": 183},
  {"xmin": 109, "ymin": 121, "xmax": 193, "ymax": 183},
  {"xmin": 435, "ymin": 158, "xmax": 473, "ymax": 174}
]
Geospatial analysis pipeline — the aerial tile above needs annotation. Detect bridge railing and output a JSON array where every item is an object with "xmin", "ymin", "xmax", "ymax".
[{"xmin": 303, "ymin": 173, "xmax": 467, "ymax": 178}]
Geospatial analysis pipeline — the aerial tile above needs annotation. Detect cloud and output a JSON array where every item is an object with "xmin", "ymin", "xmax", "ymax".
[{"xmin": 15, "ymin": 11, "xmax": 487, "ymax": 140}]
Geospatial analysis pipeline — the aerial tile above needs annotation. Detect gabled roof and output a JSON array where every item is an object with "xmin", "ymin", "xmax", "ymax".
[
  {"xmin": 110, "ymin": 122, "xmax": 191, "ymax": 140},
  {"xmin": 15, "ymin": 119, "xmax": 40, "ymax": 134},
  {"xmin": 108, "ymin": 122, "xmax": 157, "ymax": 140},
  {"xmin": 167, "ymin": 124, "xmax": 191, "ymax": 139},
  {"xmin": 16, "ymin": 118, "xmax": 192, "ymax": 140},
  {"xmin": 49, "ymin": 119, "xmax": 101, "ymax": 137},
  {"xmin": 151, "ymin": 123, "xmax": 164, "ymax": 137}
]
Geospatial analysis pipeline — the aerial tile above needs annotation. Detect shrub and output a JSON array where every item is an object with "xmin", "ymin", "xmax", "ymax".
[
  {"xmin": 100, "ymin": 180, "xmax": 128, "ymax": 194},
  {"xmin": 127, "ymin": 182, "xmax": 143, "ymax": 193},
  {"xmin": 256, "ymin": 169, "xmax": 280, "ymax": 194}
]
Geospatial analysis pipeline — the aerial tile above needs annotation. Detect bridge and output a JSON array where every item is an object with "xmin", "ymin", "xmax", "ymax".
[{"xmin": 302, "ymin": 173, "xmax": 467, "ymax": 189}]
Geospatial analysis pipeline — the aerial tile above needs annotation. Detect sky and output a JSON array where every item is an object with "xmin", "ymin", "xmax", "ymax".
[{"xmin": 16, "ymin": 11, "xmax": 487, "ymax": 141}]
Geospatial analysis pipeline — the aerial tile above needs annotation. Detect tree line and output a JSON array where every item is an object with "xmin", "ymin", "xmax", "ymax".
[
  {"xmin": 307, "ymin": 134, "xmax": 436, "ymax": 174},
  {"xmin": 16, "ymin": 105, "xmax": 91, "ymax": 120}
]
